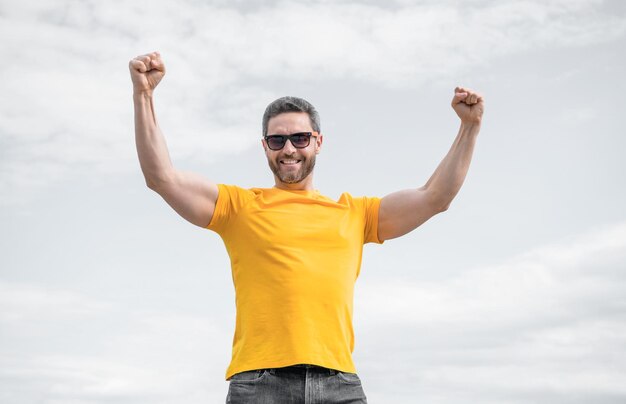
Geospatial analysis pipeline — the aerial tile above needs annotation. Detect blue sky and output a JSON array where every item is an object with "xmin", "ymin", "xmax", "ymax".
[{"xmin": 1, "ymin": 0, "xmax": 626, "ymax": 403}]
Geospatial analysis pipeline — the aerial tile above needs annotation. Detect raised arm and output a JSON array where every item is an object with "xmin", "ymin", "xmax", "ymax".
[
  {"xmin": 130, "ymin": 51, "xmax": 218, "ymax": 228},
  {"xmin": 378, "ymin": 87, "xmax": 484, "ymax": 241}
]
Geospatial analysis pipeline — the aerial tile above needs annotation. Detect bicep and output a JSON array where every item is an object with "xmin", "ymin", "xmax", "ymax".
[
  {"xmin": 151, "ymin": 169, "xmax": 219, "ymax": 228},
  {"xmin": 378, "ymin": 188, "xmax": 445, "ymax": 241}
]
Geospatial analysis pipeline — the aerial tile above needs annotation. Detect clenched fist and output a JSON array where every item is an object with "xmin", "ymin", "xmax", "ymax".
[
  {"xmin": 452, "ymin": 87, "xmax": 484, "ymax": 125},
  {"xmin": 129, "ymin": 51, "xmax": 166, "ymax": 95}
]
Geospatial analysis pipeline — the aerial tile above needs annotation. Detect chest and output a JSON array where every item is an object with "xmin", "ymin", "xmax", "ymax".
[{"xmin": 231, "ymin": 201, "xmax": 362, "ymax": 251}]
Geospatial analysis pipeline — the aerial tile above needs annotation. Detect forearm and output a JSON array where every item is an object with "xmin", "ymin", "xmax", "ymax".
[
  {"xmin": 422, "ymin": 122, "xmax": 480, "ymax": 210},
  {"xmin": 133, "ymin": 91, "xmax": 175, "ymax": 189}
]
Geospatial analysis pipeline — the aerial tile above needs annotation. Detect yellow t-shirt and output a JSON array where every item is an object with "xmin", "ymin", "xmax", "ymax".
[{"xmin": 206, "ymin": 184, "xmax": 383, "ymax": 380}]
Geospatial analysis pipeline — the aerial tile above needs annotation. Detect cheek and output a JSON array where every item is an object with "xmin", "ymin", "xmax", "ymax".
[{"xmin": 267, "ymin": 151, "xmax": 280, "ymax": 162}]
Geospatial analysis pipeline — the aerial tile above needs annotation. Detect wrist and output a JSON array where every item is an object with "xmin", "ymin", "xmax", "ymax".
[
  {"xmin": 133, "ymin": 89, "xmax": 154, "ymax": 99},
  {"xmin": 460, "ymin": 120, "xmax": 481, "ymax": 134}
]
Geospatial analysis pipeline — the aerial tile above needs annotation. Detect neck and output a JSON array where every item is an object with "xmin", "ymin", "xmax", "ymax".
[{"xmin": 273, "ymin": 174, "xmax": 315, "ymax": 191}]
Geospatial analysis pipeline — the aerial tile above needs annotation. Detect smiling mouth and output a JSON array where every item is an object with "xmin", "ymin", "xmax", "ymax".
[{"xmin": 280, "ymin": 159, "xmax": 302, "ymax": 165}]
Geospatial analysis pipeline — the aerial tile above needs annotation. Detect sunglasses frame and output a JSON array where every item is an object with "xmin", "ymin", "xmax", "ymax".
[{"xmin": 264, "ymin": 131, "xmax": 320, "ymax": 151}]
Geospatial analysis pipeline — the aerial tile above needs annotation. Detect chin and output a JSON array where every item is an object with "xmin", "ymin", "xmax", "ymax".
[{"xmin": 278, "ymin": 171, "xmax": 305, "ymax": 184}]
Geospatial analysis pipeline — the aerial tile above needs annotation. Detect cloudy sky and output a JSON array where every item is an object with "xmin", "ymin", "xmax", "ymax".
[{"xmin": 1, "ymin": 0, "xmax": 625, "ymax": 402}]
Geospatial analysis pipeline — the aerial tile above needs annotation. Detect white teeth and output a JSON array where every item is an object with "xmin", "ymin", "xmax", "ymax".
[{"xmin": 281, "ymin": 159, "xmax": 299, "ymax": 164}]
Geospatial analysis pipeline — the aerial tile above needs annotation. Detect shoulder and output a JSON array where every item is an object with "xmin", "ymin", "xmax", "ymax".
[
  {"xmin": 218, "ymin": 184, "xmax": 258, "ymax": 198},
  {"xmin": 337, "ymin": 192, "xmax": 380, "ymax": 207},
  {"xmin": 213, "ymin": 184, "xmax": 259, "ymax": 212}
]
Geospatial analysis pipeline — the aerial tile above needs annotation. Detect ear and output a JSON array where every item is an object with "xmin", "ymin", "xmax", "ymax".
[
  {"xmin": 261, "ymin": 138, "xmax": 269, "ymax": 153},
  {"xmin": 315, "ymin": 134, "xmax": 323, "ymax": 154}
]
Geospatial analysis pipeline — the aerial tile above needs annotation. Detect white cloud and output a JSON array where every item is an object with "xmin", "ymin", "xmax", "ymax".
[
  {"xmin": 355, "ymin": 220, "xmax": 626, "ymax": 403},
  {"xmin": 1, "ymin": 0, "xmax": 624, "ymax": 204},
  {"xmin": 0, "ymin": 280, "xmax": 231, "ymax": 403}
]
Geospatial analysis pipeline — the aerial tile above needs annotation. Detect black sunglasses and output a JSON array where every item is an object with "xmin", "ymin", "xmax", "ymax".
[{"xmin": 264, "ymin": 132, "xmax": 319, "ymax": 151}]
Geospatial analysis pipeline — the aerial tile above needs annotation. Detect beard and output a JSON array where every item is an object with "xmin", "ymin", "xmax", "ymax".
[{"xmin": 268, "ymin": 153, "xmax": 316, "ymax": 184}]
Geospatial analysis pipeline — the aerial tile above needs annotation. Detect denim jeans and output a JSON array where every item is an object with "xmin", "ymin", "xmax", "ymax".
[{"xmin": 226, "ymin": 364, "xmax": 368, "ymax": 404}]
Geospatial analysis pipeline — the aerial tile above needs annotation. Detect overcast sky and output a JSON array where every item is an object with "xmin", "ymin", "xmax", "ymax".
[{"xmin": 1, "ymin": 0, "xmax": 625, "ymax": 403}]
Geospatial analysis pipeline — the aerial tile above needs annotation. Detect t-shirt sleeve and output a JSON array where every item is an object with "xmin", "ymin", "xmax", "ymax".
[
  {"xmin": 205, "ymin": 184, "xmax": 253, "ymax": 234},
  {"xmin": 359, "ymin": 196, "xmax": 384, "ymax": 245}
]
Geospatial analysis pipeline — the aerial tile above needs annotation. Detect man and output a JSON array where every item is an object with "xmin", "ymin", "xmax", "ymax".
[{"xmin": 129, "ymin": 51, "xmax": 484, "ymax": 404}]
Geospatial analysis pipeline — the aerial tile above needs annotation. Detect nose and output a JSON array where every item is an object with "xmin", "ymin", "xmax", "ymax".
[{"xmin": 282, "ymin": 138, "xmax": 297, "ymax": 154}]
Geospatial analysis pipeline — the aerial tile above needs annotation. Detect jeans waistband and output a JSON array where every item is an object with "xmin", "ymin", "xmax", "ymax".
[{"xmin": 268, "ymin": 364, "xmax": 338, "ymax": 376}]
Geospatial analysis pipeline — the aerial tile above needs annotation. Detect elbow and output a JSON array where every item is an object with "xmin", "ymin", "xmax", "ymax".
[
  {"xmin": 143, "ymin": 170, "xmax": 176, "ymax": 193},
  {"xmin": 143, "ymin": 173, "xmax": 161, "ymax": 191},
  {"xmin": 145, "ymin": 178, "xmax": 160, "ymax": 192},
  {"xmin": 428, "ymin": 192, "xmax": 451, "ymax": 213},
  {"xmin": 421, "ymin": 186, "xmax": 452, "ymax": 214}
]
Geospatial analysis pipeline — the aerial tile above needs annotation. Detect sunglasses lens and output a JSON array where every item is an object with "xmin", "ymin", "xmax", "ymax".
[
  {"xmin": 290, "ymin": 134, "xmax": 310, "ymax": 148},
  {"xmin": 267, "ymin": 136, "xmax": 286, "ymax": 150}
]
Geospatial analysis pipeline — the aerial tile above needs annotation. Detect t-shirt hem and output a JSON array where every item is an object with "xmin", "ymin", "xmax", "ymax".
[{"xmin": 225, "ymin": 359, "xmax": 357, "ymax": 380}]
